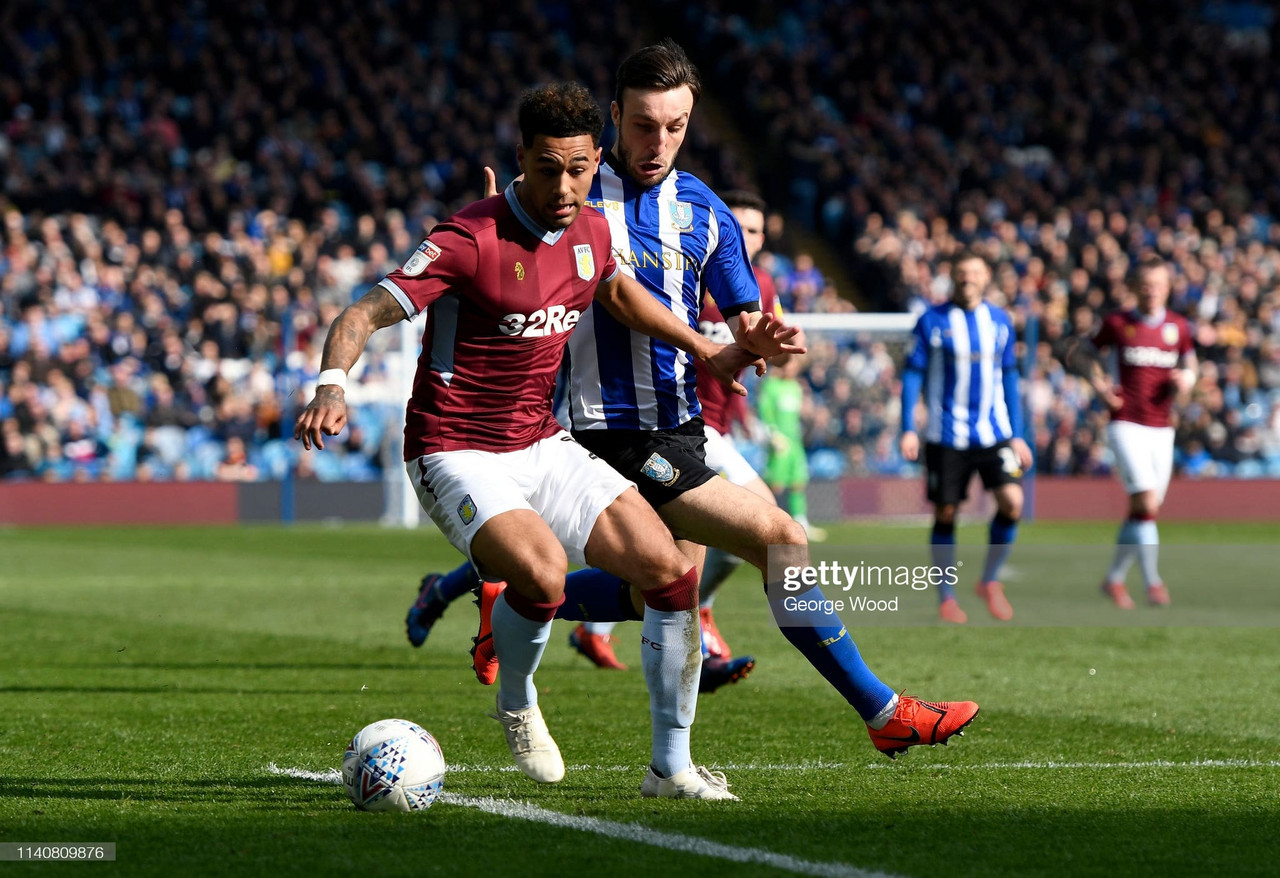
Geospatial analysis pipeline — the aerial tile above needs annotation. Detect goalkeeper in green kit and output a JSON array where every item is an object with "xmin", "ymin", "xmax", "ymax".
[{"xmin": 758, "ymin": 357, "xmax": 825, "ymax": 541}]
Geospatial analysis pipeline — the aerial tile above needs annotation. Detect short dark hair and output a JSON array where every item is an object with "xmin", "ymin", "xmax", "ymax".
[
  {"xmin": 720, "ymin": 190, "xmax": 767, "ymax": 213},
  {"xmin": 953, "ymin": 247, "xmax": 988, "ymax": 268},
  {"xmin": 614, "ymin": 39, "xmax": 702, "ymax": 111},
  {"xmin": 1137, "ymin": 254, "xmax": 1167, "ymax": 273},
  {"xmin": 517, "ymin": 82, "xmax": 604, "ymax": 148}
]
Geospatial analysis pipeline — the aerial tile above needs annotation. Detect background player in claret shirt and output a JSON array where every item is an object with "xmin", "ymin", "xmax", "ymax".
[
  {"xmin": 900, "ymin": 250, "xmax": 1033, "ymax": 624},
  {"xmin": 295, "ymin": 82, "xmax": 783, "ymax": 801},
  {"xmin": 1085, "ymin": 257, "xmax": 1196, "ymax": 608}
]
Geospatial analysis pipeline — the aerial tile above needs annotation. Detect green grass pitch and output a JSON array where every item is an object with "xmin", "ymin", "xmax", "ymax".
[{"xmin": 1, "ymin": 521, "xmax": 1277, "ymax": 877}]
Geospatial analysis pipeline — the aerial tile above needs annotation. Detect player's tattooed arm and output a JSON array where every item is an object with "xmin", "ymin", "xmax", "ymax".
[{"xmin": 294, "ymin": 287, "xmax": 405, "ymax": 450}]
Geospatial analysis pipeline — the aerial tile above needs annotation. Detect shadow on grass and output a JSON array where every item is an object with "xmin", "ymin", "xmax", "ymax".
[{"xmin": 0, "ymin": 775, "xmax": 339, "ymax": 804}]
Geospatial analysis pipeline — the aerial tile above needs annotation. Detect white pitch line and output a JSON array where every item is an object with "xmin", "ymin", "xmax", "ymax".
[
  {"xmin": 265, "ymin": 763, "xmax": 892, "ymax": 878},
  {"xmin": 268, "ymin": 758, "xmax": 1280, "ymax": 781}
]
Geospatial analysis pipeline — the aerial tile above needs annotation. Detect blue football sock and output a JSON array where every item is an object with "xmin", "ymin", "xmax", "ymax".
[
  {"xmin": 931, "ymin": 522, "xmax": 957, "ymax": 602},
  {"xmin": 768, "ymin": 584, "xmax": 895, "ymax": 722},
  {"xmin": 436, "ymin": 561, "xmax": 480, "ymax": 603},
  {"xmin": 981, "ymin": 513, "xmax": 1018, "ymax": 583},
  {"xmin": 555, "ymin": 568, "xmax": 636, "ymax": 622},
  {"xmin": 1105, "ymin": 518, "xmax": 1141, "ymax": 583}
]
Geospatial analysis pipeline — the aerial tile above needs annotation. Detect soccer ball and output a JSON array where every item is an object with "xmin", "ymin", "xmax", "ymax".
[{"xmin": 341, "ymin": 718, "xmax": 446, "ymax": 812}]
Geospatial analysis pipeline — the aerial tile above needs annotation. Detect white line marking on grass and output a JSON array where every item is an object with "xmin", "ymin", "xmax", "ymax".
[
  {"xmin": 269, "ymin": 758, "xmax": 1280, "ymax": 781},
  {"xmin": 266, "ymin": 763, "xmax": 894, "ymax": 878},
  {"xmin": 268, "ymin": 763, "xmax": 343, "ymax": 783}
]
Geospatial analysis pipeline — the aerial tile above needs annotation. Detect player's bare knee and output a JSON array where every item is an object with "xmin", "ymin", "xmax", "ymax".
[
  {"xmin": 935, "ymin": 505, "xmax": 958, "ymax": 527},
  {"xmin": 519, "ymin": 556, "xmax": 568, "ymax": 603},
  {"xmin": 629, "ymin": 547, "xmax": 693, "ymax": 592},
  {"xmin": 998, "ymin": 497, "xmax": 1023, "ymax": 521},
  {"xmin": 775, "ymin": 515, "xmax": 808, "ymax": 548}
]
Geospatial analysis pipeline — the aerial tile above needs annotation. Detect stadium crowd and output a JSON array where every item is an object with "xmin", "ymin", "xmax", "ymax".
[
  {"xmin": 4, "ymin": 0, "xmax": 1280, "ymax": 483},
  {"xmin": 670, "ymin": 0, "xmax": 1280, "ymax": 478}
]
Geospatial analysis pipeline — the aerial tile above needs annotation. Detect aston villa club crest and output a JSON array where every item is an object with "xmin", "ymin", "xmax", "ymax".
[
  {"xmin": 669, "ymin": 200, "xmax": 694, "ymax": 232},
  {"xmin": 457, "ymin": 494, "xmax": 477, "ymax": 525},
  {"xmin": 1162, "ymin": 323, "xmax": 1179, "ymax": 346},
  {"xmin": 403, "ymin": 239, "xmax": 442, "ymax": 276},
  {"xmin": 641, "ymin": 452, "xmax": 680, "ymax": 486},
  {"xmin": 574, "ymin": 244, "xmax": 595, "ymax": 280}
]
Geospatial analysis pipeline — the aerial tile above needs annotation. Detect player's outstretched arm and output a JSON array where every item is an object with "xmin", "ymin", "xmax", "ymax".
[
  {"xmin": 294, "ymin": 286, "xmax": 406, "ymax": 450},
  {"xmin": 594, "ymin": 273, "xmax": 762, "ymax": 395}
]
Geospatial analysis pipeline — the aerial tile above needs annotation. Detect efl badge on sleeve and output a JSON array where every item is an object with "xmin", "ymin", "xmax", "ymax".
[
  {"xmin": 403, "ymin": 239, "xmax": 442, "ymax": 276},
  {"xmin": 574, "ymin": 244, "xmax": 595, "ymax": 280},
  {"xmin": 1162, "ymin": 323, "xmax": 1179, "ymax": 346},
  {"xmin": 457, "ymin": 494, "xmax": 477, "ymax": 526},
  {"xmin": 669, "ymin": 201, "xmax": 693, "ymax": 232}
]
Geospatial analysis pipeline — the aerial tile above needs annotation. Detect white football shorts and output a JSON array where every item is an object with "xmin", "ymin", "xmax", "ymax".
[
  {"xmin": 702, "ymin": 424, "xmax": 761, "ymax": 487},
  {"xmin": 406, "ymin": 430, "xmax": 633, "ymax": 576},
  {"xmin": 1107, "ymin": 420, "xmax": 1175, "ymax": 501}
]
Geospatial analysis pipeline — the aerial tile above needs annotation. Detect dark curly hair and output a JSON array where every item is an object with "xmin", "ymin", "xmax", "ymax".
[{"xmin": 517, "ymin": 82, "xmax": 604, "ymax": 148}]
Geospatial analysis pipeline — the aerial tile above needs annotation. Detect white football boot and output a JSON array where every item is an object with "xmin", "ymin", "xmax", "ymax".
[
  {"xmin": 492, "ymin": 701, "xmax": 565, "ymax": 783},
  {"xmin": 640, "ymin": 764, "xmax": 738, "ymax": 800}
]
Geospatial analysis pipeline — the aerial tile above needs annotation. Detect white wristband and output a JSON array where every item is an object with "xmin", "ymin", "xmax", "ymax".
[{"xmin": 317, "ymin": 369, "xmax": 348, "ymax": 390}]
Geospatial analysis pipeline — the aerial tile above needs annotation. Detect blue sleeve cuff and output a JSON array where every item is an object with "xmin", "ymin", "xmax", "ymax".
[
  {"xmin": 1002, "ymin": 368, "xmax": 1023, "ymax": 438},
  {"xmin": 902, "ymin": 367, "xmax": 924, "ymax": 433}
]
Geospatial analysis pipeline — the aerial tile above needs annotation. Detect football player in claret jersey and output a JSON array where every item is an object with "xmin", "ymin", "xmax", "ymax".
[
  {"xmin": 1085, "ymin": 257, "xmax": 1196, "ymax": 608},
  {"xmin": 295, "ymin": 82, "xmax": 791, "ymax": 800},
  {"xmin": 433, "ymin": 42, "xmax": 979, "ymax": 760},
  {"xmin": 900, "ymin": 250, "xmax": 1033, "ymax": 624}
]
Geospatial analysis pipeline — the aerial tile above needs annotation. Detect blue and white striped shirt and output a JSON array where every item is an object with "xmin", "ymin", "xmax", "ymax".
[
  {"xmin": 903, "ymin": 301, "xmax": 1018, "ymax": 449},
  {"xmin": 566, "ymin": 155, "xmax": 760, "ymax": 431}
]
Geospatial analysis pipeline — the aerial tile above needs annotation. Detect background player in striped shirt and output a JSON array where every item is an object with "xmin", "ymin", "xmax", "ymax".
[
  {"xmin": 1077, "ymin": 256, "xmax": 1196, "ymax": 607},
  {"xmin": 900, "ymin": 250, "xmax": 1033, "ymax": 623},
  {"xmin": 296, "ymin": 83, "xmax": 782, "ymax": 799}
]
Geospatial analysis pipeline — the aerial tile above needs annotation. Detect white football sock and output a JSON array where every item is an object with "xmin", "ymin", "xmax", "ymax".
[
  {"xmin": 492, "ymin": 593, "xmax": 553, "ymax": 712},
  {"xmin": 641, "ymin": 606, "xmax": 701, "ymax": 777}
]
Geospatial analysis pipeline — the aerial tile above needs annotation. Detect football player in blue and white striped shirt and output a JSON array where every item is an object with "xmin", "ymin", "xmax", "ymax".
[{"xmin": 900, "ymin": 250, "xmax": 1033, "ymax": 623}]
